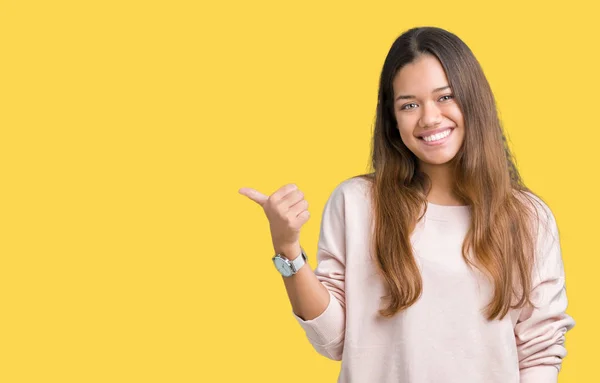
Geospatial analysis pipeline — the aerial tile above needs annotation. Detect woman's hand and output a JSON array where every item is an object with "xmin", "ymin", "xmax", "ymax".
[{"xmin": 239, "ymin": 184, "xmax": 310, "ymax": 256}]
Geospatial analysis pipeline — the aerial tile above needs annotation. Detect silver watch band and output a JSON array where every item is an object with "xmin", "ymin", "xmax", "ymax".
[
  {"xmin": 272, "ymin": 248, "xmax": 308, "ymax": 277},
  {"xmin": 290, "ymin": 249, "xmax": 307, "ymax": 273}
]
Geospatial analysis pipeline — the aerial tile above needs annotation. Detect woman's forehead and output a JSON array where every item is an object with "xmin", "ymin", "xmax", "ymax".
[{"xmin": 393, "ymin": 56, "xmax": 450, "ymax": 96}]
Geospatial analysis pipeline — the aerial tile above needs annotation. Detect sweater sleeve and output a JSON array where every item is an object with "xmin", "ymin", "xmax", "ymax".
[
  {"xmin": 515, "ymin": 199, "xmax": 575, "ymax": 382},
  {"xmin": 292, "ymin": 183, "xmax": 347, "ymax": 361}
]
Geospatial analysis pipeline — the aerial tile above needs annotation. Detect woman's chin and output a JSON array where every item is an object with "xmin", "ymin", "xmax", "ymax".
[{"xmin": 418, "ymin": 153, "xmax": 458, "ymax": 167}]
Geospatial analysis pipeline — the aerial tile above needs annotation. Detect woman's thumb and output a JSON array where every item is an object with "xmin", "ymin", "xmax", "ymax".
[{"xmin": 238, "ymin": 187, "xmax": 268, "ymax": 206}]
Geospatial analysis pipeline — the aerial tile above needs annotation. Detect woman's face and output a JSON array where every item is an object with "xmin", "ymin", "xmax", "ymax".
[{"xmin": 392, "ymin": 54, "xmax": 465, "ymax": 170}]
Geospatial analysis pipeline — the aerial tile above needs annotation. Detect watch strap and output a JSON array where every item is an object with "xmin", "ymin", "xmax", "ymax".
[{"xmin": 290, "ymin": 248, "xmax": 307, "ymax": 273}]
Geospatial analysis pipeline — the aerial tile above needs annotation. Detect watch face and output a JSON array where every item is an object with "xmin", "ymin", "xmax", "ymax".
[{"xmin": 273, "ymin": 257, "xmax": 292, "ymax": 277}]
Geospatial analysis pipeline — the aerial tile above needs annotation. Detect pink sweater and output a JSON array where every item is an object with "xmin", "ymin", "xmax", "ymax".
[{"xmin": 293, "ymin": 177, "xmax": 575, "ymax": 382}]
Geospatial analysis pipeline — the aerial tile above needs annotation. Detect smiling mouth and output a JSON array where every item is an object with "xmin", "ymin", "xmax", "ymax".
[{"xmin": 419, "ymin": 128, "xmax": 453, "ymax": 143}]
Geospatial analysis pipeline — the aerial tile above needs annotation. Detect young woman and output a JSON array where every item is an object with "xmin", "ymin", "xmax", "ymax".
[{"xmin": 239, "ymin": 26, "xmax": 575, "ymax": 382}]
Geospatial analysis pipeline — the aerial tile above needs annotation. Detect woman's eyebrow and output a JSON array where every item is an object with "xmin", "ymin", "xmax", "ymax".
[{"xmin": 395, "ymin": 85, "xmax": 451, "ymax": 102}]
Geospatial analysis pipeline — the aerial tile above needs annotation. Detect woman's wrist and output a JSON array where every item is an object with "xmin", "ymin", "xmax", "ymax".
[{"xmin": 274, "ymin": 242, "xmax": 302, "ymax": 260}]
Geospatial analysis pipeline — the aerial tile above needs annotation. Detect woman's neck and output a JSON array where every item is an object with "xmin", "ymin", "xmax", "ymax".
[{"xmin": 420, "ymin": 163, "xmax": 466, "ymax": 206}]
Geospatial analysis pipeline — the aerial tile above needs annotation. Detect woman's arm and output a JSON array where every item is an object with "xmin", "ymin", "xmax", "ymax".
[
  {"xmin": 239, "ymin": 183, "xmax": 347, "ymax": 360},
  {"xmin": 515, "ymin": 199, "xmax": 575, "ymax": 382}
]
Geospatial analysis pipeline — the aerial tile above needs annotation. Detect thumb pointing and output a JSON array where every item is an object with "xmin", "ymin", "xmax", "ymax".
[{"xmin": 239, "ymin": 187, "xmax": 268, "ymax": 206}]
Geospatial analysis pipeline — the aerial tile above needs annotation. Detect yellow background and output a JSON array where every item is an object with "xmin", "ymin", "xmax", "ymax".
[{"xmin": 1, "ymin": 0, "xmax": 596, "ymax": 381}]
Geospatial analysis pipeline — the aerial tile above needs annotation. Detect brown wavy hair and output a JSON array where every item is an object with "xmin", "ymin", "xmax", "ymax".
[{"xmin": 358, "ymin": 26, "xmax": 546, "ymax": 320}]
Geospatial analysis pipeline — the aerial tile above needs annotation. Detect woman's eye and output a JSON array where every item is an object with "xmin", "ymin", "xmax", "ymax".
[
  {"xmin": 401, "ymin": 103, "xmax": 417, "ymax": 110},
  {"xmin": 440, "ymin": 94, "xmax": 454, "ymax": 101}
]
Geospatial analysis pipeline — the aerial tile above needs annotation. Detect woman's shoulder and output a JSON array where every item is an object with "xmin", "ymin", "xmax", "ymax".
[
  {"xmin": 514, "ymin": 189, "xmax": 555, "ymax": 221},
  {"xmin": 319, "ymin": 174, "xmax": 373, "ymax": 213},
  {"xmin": 330, "ymin": 173, "xmax": 373, "ymax": 199},
  {"xmin": 513, "ymin": 188, "xmax": 558, "ymax": 241}
]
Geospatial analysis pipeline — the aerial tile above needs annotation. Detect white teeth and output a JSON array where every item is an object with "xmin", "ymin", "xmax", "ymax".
[{"xmin": 423, "ymin": 129, "xmax": 451, "ymax": 142}]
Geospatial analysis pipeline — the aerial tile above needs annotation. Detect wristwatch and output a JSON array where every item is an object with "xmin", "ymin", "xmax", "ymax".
[{"xmin": 272, "ymin": 248, "xmax": 308, "ymax": 277}]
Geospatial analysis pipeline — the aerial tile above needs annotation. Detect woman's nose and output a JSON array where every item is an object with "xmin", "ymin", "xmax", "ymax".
[{"xmin": 418, "ymin": 101, "xmax": 443, "ymax": 128}]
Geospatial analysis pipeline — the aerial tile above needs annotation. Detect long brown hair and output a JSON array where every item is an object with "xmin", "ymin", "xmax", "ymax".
[{"xmin": 360, "ymin": 26, "xmax": 547, "ymax": 320}]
